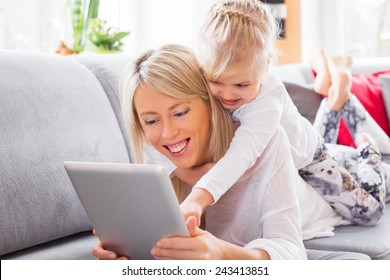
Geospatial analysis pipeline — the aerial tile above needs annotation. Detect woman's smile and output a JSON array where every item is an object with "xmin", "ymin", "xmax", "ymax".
[{"xmin": 164, "ymin": 138, "xmax": 191, "ymax": 156}]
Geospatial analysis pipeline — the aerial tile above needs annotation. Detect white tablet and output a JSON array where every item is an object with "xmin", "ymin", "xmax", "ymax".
[{"xmin": 64, "ymin": 161, "xmax": 189, "ymax": 260}]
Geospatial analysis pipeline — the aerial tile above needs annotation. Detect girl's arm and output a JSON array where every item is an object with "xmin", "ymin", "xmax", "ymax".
[{"xmin": 195, "ymin": 77, "xmax": 286, "ymax": 203}]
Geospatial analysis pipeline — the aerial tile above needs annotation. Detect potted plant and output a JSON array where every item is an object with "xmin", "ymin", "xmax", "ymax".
[{"xmin": 86, "ymin": 18, "xmax": 130, "ymax": 53}]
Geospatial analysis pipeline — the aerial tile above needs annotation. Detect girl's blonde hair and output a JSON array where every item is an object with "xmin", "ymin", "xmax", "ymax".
[
  {"xmin": 198, "ymin": 0, "xmax": 279, "ymax": 81},
  {"xmin": 120, "ymin": 44, "xmax": 235, "ymax": 201}
]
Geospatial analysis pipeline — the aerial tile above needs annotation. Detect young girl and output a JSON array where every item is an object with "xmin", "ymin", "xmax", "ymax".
[{"xmin": 179, "ymin": 0, "xmax": 386, "ymax": 226}]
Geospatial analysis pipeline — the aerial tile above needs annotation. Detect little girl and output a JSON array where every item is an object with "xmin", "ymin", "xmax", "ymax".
[{"xmin": 178, "ymin": 0, "xmax": 385, "ymax": 226}]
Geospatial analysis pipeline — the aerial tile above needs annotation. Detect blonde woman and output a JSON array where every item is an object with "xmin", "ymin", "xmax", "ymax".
[{"xmin": 92, "ymin": 44, "xmax": 370, "ymax": 260}]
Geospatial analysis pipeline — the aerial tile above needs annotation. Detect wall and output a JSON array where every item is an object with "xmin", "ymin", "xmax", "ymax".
[
  {"xmin": 300, "ymin": 0, "xmax": 343, "ymax": 63},
  {"xmin": 275, "ymin": 0, "xmax": 301, "ymax": 64}
]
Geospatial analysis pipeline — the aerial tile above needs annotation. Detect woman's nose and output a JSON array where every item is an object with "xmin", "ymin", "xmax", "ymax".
[{"xmin": 161, "ymin": 119, "xmax": 179, "ymax": 139}]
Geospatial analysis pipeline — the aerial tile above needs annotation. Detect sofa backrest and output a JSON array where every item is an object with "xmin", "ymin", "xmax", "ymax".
[
  {"xmin": 270, "ymin": 63, "xmax": 315, "ymax": 86},
  {"xmin": 73, "ymin": 54, "xmax": 134, "ymax": 159},
  {"xmin": 0, "ymin": 51, "xmax": 130, "ymax": 256},
  {"xmin": 271, "ymin": 59, "xmax": 390, "ymax": 124}
]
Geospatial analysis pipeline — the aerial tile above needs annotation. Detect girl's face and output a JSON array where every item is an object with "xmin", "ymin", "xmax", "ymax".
[
  {"xmin": 134, "ymin": 82, "xmax": 211, "ymax": 169},
  {"xmin": 207, "ymin": 66, "xmax": 262, "ymax": 110}
]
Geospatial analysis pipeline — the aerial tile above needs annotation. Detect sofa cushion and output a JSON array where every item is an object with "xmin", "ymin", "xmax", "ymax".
[
  {"xmin": 1, "ymin": 232, "xmax": 98, "ymax": 260},
  {"xmin": 304, "ymin": 204, "xmax": 390, "ymax": 260},
  {"xmin": 0, "ymin": 51, "xmax": 130, "ymax": 256}
]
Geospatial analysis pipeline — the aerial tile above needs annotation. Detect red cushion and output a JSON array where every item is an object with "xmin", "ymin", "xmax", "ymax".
[{"xmin": 337, "ymin": 70, "xmax": 390, "ymax": 147}]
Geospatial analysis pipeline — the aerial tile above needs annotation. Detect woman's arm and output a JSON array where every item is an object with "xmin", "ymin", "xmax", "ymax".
[{"xmin": 151, "ymin": 217, "xmax": 271, "ymax": 260}]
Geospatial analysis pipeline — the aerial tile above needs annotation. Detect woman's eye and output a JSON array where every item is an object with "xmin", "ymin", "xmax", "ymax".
[
  {"xmin": 236, "ymin": 84, "xmax": 249, "ymax": 88},
  {"xmin": 174, "ymin": 110, "xmax": 189, "ymax": 117},
  {"xmin": 144, "ymin": 119, "xmax": 158, "ymax": 126}
]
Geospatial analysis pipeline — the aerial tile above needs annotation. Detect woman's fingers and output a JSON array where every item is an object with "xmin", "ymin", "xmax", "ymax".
[
  {"xmin": 186, "ymin": 216, "xmax": 202, "ymax": 236},
  {"xmin": 151, "ymin": 243, "xmax": 207, "ymax": 260},
  {"xmin": 152, "ymin": 248, "xmax": 204, "ymax": 260},
  {"xmin": 151, "ymin": 223, "xmax": 212, "ymax": 260},
  {"xmin": 92, "ymin": 241, "xmax": 122, "ymax": 260}
]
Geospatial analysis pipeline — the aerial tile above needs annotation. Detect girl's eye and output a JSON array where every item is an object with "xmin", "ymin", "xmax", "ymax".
[
  {"xmin": 174, "ymin": 110, "xmax": 189, "ymax": 117},
  {"xmin": 236, "ymin": 84, "xmax": 249, "ymax": 88}
]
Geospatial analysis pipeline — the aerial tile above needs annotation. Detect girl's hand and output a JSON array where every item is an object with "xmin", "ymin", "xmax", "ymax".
[
  {"xmin": 180, "ymin": 188, "xmax": 213, "ymax": 226},
  {"xmin": 150, "ymin": 216, "xmax": 225, "ymax": 260}
]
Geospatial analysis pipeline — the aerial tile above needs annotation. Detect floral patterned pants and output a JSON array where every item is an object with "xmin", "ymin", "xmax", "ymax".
[{"xmin": 299, "ymin": 95, "xmax": 389, "ymax": 226}]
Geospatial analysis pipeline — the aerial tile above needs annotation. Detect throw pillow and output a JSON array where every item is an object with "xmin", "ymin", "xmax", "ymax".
[
  {"xmin": 283, "ymin": 82, "xmax": 323, "ymax": 124},
  {"xmin": 379, "ymin": 75, "xmax": 390, "ymax": 125},
  {"xmin": 337, "ymin": 70, "xmax": 390, "ymax": 147}
]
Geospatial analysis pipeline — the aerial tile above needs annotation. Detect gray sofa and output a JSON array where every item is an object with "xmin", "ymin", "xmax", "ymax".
[{"xmin": 1, "ymin": 51, "xmax": 389, "ymax": 260}]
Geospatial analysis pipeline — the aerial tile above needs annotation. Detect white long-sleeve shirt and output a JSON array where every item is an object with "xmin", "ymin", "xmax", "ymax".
[
  {"xmin": 194, "ymin": 72, "xmax": 323, "ymax": 202},
  {"xmin": 143, "ymin": 127, "xmax": 342, "ymax": 259}
]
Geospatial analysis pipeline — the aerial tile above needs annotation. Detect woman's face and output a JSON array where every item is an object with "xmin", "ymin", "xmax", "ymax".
[{"xmin": 134, "ymin": 82, "xmax": 211, "ymax": 169}]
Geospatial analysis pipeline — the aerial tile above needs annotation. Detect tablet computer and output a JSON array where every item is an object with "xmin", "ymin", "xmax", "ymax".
[{"xmin": 64, "ymin": 161, "xmax": 189, "ymax": 260}]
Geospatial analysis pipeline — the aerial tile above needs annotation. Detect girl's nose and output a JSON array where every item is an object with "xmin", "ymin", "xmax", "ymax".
[{"xmin": 220, "ymin": 89, "xmax": 236, "ymax": 100}]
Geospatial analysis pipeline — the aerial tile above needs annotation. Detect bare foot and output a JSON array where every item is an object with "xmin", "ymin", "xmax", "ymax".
[
  {"xmin": 356, "ymin": 133, "xmax": 378, "ymax": 149},
  {"xmin": 326, "ymin": 68, "xmax": 351, "ymax": 111},
  {"xmin": 328, "ymin": 55, "xmax": 353, "ymax": 72},
  {"xmin": 310, "ymin": 44, "xmax": 331, "ymax": 96}
]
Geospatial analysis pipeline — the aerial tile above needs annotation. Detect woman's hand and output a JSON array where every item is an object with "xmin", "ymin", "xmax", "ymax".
[
  {"xmin": 150, "ymin": 216, "xmax": 225, "ymax": 260},
  {"xmin": 91, "ymin": 229, "xmax": 129, "ymax": 260}
]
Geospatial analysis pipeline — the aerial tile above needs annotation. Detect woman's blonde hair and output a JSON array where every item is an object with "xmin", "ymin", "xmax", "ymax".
[
  {"xmin": 198, "ymin": 0, "xmax": 279, "ymax": 81},
  {"xmin": 120, "ymin": 44, "xmax": 235, "ymax": 201}
]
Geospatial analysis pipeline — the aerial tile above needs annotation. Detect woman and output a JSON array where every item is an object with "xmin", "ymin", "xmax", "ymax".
[{"xmin": 93, "ymin": 44, "xmax": 368, "ymax": 260}]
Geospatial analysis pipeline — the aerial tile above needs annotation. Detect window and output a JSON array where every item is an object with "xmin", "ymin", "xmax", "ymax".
[
  {"xmin": 0, "ymin": 0, "xmax": 67, "ymax": 51},
  {"xmin": 2, "ymin": 0, "xmax": 389, "ymax": 61},
  {"xmin": 0, "ymin": 0, "xmax": 214, "ymax": 55},
  {"xmin": 301, "ymin": 0, "xmax": 390, "ymax": 61},
  {"xmin": 343, "ymin": 0, "xmax": 390, "ymax": 57}
]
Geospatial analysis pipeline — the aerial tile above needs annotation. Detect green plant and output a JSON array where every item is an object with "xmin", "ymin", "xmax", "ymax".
[
  {"xmin": 68, "ymin": 0, "xmax": 100, "ymax": 53},
  {"xmin": 86, "ymin": 18, "xmax": 130, "ymax": 51}
]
